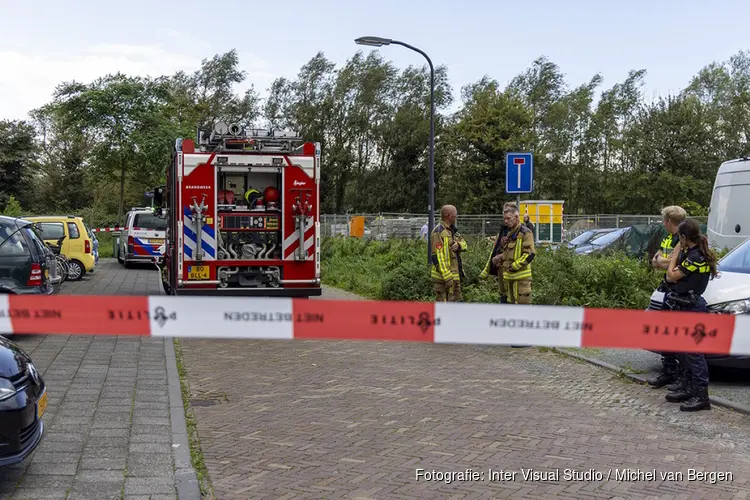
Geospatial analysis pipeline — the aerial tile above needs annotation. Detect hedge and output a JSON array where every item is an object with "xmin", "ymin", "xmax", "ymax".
[{"xmin": 320, "ymin": 236, "xmax": 664, "ymax": 309}]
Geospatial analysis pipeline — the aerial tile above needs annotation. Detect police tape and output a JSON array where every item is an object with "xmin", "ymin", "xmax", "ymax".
[
  {"xmin": 91, "ymin": 226, "xmax": 140, "ymax": 233},
  {"xmin": 0, "ymin": 294, "xmax": 748, "ymax": 354}
]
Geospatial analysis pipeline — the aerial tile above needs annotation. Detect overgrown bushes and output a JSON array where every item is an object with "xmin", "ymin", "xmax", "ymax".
[{"xmin": 321, "ymin": 236, "xmax": 664, "ymax": 309}]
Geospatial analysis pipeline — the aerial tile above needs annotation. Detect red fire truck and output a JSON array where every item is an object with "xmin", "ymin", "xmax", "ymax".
[{"xmin": 152, "ymin": 123, "xmax": 321, "ymax": 297}]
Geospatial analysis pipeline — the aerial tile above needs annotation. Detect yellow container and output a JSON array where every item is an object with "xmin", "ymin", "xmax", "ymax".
[{"xmin": 519, "ymin": 200, "xmax": 564, "ymax": 242}]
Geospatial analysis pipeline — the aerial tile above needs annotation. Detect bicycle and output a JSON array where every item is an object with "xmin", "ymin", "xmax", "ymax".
[{"xmin": 47, "ymin": 236, "xmax": 70, "ymax": 284}]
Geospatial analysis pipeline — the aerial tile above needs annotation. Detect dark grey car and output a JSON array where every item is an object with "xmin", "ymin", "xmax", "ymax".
[{"xmin": 0, "ymin": 216, "xmax": 55, "ymax": 338}]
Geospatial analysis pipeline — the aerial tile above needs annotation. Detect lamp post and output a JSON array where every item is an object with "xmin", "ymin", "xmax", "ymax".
[{"xmin": 355, "ymin": 36, "xmax": 435, "ymax": 266}]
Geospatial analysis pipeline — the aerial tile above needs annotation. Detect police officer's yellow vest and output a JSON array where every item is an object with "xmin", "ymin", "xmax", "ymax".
[{"xmin": 660, "ymin": 233, "xmax": 676, "ymax": 259}]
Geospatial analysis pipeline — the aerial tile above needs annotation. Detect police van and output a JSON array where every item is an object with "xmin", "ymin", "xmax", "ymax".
[
  {"xmin": 707, "ymin": 157, "xmax": 750, "ymax": 252},
  {"xmin": 116, "ymin": 207, "xmax": 167, "ymax": 268}
]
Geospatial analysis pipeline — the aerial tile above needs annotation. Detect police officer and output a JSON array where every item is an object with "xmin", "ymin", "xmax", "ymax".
[
  {"xmin": 430, "ymin": 205, "xmax": 467, "ymax": 302},
  {"xmin": 647, "ymin": 205, "xmax": 687, "ymax": 388},
  {"xmin": 480, "ymin": 203, "xmax": 534, "ymax": 303},
  {"xmin": 662, "ymin": 219, "xmax": 717, "ymax": 412}
]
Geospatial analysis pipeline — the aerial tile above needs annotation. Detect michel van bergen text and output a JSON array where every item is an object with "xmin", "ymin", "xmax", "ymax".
[{"xmin": 415, "ymin": 468, "xmax": 733, "ymax": 484}]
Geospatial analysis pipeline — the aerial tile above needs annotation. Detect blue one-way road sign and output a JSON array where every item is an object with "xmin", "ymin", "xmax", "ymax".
[{"xmin": 505, "ymin": 152, "xmax": 534, "ymax": 194}]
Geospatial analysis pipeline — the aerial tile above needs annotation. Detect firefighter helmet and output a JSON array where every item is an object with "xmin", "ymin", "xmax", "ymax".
[{"xmin": 244, "ymin": 188, "xmax": 261, "ymax": 208}]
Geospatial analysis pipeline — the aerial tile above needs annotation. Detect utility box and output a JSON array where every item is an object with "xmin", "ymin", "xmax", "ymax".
[{"xmin": 519, "ymin": 200, "xmax": 564, "ymax": 243}]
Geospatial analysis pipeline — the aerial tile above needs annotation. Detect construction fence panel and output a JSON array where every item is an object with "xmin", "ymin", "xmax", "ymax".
[{"xmin": 320, "ymin": 214, "xmax": 709, "ymax": 241}]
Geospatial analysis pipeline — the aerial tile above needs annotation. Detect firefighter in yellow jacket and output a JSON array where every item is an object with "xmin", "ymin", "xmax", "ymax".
[
  {"xmin": 495, "ymin": 203, "xmax": 535, "ymax": 304},
  {"xmin": 480, "ymin": 202, "xmax": 535, "ymax": 303},
  {"xmin": 430, "ymin": 205, "xmax": 467, "ymax": 301}
]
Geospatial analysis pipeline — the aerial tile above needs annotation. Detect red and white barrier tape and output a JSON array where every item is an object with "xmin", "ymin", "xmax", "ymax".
[
  {"xmin": 91, "ymin": 226, "xmax": 143, "ymax": 233},
  {"xmin": 1, "ymin": 295, "xmax": 748, "ymax": 354}
]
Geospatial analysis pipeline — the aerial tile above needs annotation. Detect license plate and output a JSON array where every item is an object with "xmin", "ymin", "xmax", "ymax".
[
  {"xmin": 37, "ymin": 390, "xmax": 48, "ymax": 419},
  {"xmin": 147, "ymin": 239, "xmax": 163, "ymax": 244},
  {"xmin": 188, "ymin": 265, "xmax": 209, "ymax": 280}
]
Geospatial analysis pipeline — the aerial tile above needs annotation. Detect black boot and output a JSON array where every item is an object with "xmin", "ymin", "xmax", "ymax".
[
  {"xmin": 665, "ymin": 378, "xmax": 693, "ymax": 403},
  {"xmin": 648, "ymin": 365, "xmax": 678, "ymax": 388},
  {"xmin": 680, "ymin": 386, "xmax": 711, "ymax": 412},
  {"xmin": 666, "ymin": 363, "xmax": 686, "ymax": 391},
  {"xmin": 666, "ymin": 379, "xmax": 684, "ymax": 391},
  {"xmin": 666, "ymin": 372, "xmax": 687, "ymax": 392}
]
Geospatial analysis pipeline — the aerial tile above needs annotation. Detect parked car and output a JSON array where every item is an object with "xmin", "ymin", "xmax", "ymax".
[
  {"xmin": 648, "ymin": 236, "xmax": 750, "ymax": 368},
  {"xmin": 574, "ymin": 227, "xmax": 631, "ymax": 255},
  {"xmin": 82, "ymin": 221, "xmax": 99, "ymax": 266},
  {"xmin": 0, "ymin": 336, "xmax": 47, "ymax": 467},
  {"xmin": 22, "ymin": 215, "xmax": 95, "ymax": 281},
  {"xmin": 565, "ymin": 228, "xmax": 617, "ymax": 249},
  {"xmin": 0, "ymin": 216, "xmax": 55, "ymax": 337},
  {"xmin": 116, "ymin": 208, "xmax": 167, "ymax": 267}
]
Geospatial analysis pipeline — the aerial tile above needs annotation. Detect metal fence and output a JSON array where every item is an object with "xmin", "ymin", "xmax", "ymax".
[{"xmin": 320, "ymin": 213, "xmax": 709, "ymax": 241}]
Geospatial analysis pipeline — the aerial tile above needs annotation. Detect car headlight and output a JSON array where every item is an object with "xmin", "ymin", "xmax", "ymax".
[
  {"xmin": 0, "ymin": 378, "xmax": 17, "ymax": 402},
  {"xmin": 709, "ymin": 298, "xmax": 750, "ymax": 315}
]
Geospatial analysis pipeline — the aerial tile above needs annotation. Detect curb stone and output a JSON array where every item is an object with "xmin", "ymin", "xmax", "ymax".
[
  {"xmin": 165, "ymin": 337, "xmax": 202, "ymax": 500},
  {"xmin": 552, "ymin": 347, "xmax": 750, "ymax": 416}
]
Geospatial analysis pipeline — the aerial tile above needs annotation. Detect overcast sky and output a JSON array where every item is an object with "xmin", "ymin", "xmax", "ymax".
[{"xmin": 1, "ymin": 0, "xmax": 748, "ymax": 121}]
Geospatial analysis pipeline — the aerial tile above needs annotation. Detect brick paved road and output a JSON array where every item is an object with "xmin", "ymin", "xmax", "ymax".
[
  {"xmin": 180, "ymin": 290, "xmax": 750, "ymax": 499},
  {"xmin": 1, "ymin": 260, "xmax": 178, "ymax": 500}
]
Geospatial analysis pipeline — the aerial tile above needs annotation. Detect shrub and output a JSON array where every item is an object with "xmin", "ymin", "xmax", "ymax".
[{"xmin": 321, "ymin": 236, "xmax": 664, "ymax": 309}]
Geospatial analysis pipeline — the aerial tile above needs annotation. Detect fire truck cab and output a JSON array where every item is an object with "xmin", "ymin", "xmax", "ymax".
[{"xmin": 152, "ymin": 123, "xmax": 321, "ymax": 297}]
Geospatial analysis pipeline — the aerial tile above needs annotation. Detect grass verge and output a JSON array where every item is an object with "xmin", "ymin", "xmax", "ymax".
[{"xmin": 173, "ymin": 338, "xmax": 215, "ymax": 499}]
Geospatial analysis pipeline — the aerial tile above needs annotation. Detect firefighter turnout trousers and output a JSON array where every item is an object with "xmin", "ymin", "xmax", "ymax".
[
  {"xmin": 434, "ymin": 280, "xmax": 462, "ymax": 302},
  {"xmin": 430, "ymin": 223, "xmax": 467, "ymax": 302},
  {"xmin": 500, "ymin": 225, "xmax": 535, "ymax": 305}
]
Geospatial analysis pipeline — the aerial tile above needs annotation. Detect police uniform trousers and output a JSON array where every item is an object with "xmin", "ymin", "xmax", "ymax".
[
  {"xmin": 653, "ymin": 293, "xmax": 681, "ymax": 377},
  {"xmin": 434, "ymin": 280, "xmax": 463, "ymax": 302},
  {"xmin": 676, "ymin": 297, "xmax": 710, "ymax": 390},
  {"xmin": 504, "ymin": 279, "xmax": 531, "ymax": 305}
]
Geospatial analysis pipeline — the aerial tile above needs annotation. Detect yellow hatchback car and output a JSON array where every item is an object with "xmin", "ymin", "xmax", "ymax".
[{"xmin": 23, "ymin": 215, "xmax": 96, "ymax": 281}]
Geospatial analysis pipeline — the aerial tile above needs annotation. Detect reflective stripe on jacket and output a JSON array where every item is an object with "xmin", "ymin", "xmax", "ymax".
[
  {"xmin": 430, "ymin": 223, "xmax": 467, "ymax": 282},
  {"xmin": 501, "ymin": 224, "xmax": 535, "ymax": 281}
]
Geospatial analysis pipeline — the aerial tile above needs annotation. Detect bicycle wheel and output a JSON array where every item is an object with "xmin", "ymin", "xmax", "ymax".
[{"xmin": 57, "ymin": 256, "xmax": 69, "ymax": 283}]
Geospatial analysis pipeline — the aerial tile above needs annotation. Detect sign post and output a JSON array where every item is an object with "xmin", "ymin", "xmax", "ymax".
[{"xmin": 505, "ymin": 152, "xmax": 534, "ymax": 208}]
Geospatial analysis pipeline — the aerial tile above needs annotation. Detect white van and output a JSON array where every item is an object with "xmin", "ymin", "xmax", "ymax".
[
  {"xmin": 707, "ymin": 157, "xmax": 750, "ymax": 252},
  {"xmin": 117, "ymin": 208, "xmax": 167, "ymax": 268}
]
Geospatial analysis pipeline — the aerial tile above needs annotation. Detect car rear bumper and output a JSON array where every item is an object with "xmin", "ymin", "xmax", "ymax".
[
  {"xmin": 2, "ymin": 284, "xmax": 55, "ymax": 296},
  {"xmin": 127, "ymin": 253, "xmax": 161, "ymax": 263}
]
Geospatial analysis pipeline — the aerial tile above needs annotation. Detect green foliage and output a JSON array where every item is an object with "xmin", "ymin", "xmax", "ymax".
[
  {"xmin": 321, "ymin": 236, "xmax": 664, "ymax": 309},
  {"xmin": 1, "ymin": 195, "xmax": 23, "ymax": 217},
  {"xmin": 5, "ymin": 48, "xmax": 750, "ymax": 225}
]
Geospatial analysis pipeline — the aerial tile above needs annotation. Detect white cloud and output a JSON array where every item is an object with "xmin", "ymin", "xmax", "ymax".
[{"xmin": 0, "ymin": 42, "xmax": 277, "ymax": 121}]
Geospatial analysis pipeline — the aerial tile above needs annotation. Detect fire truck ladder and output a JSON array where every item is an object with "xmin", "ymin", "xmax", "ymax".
[{"xmin": 197, "ymin": 122, "xmax": 307, "ymax": 154}]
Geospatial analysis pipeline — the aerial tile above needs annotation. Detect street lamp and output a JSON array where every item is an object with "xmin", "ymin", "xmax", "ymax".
[{"xmin": 355, "ymin": 36, "xmax": 436, "ymax": 266}]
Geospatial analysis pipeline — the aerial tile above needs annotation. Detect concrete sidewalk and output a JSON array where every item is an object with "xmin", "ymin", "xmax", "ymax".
[{"xmin": 1, "ymin": 259, "xmax": 194, "ymax": 500}]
